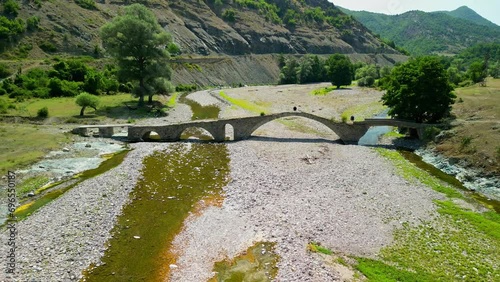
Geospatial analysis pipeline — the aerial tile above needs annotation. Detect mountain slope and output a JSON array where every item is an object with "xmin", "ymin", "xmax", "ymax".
[
  {"xmin": 1, "ymin": 0, "xmax": 398, "ymax": 59},
  {"xmin": 341, "ymin": 7, "xmax": 500, "ymax": 55},
  {"xmin": 437, "ymin": 6, "xmax": 498, "ymax": 28}
]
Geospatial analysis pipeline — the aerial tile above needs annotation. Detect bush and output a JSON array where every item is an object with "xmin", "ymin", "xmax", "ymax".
[
  {"xmin": 358, "ymin": 76, "xmax": 375, "ymax": 87},
  {"xmin": 0, "ymin": 63, "xmax": 11, "ymax": 79},
  {"xmin": 3, "ymin": 0, "xmax": 20, "ymax": 16},
  {"xmin": 175, "ymin": 84, "xmax": 197, "ymax": 92},
  {"xmin": 48, "ymin": 78, "xmax": 81, "ymax": 97},
  {"xmin": 37, "ymin": 106, "xmax": 49, "ymax": 118},
  {"xmin": 39, "ymin": 41, "xmax": 57, "ymax": 52},
  {"xmin": 0, "ymin": 98, "xmax": 9, "ymax": 113},
  {"xmin": 222, "ymin": 9, "xmax": 236, "ymax": 22},
  {"xmin": 26, "ymin": 16, "xmax": 40, "ymax": 31},
  {"xmin": 75, "ymin": 0, "xmax": 96, "ymax": 10}
]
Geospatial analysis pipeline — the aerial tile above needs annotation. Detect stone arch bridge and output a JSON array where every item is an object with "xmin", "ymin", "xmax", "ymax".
[{"xmin": 74, "ymin": 112, "xmax": 434, "ymax": 144}]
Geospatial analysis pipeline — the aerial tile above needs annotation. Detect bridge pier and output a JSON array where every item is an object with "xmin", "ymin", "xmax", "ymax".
[{"xmin": 99, "ymin": 127, "xmax": 114, "ymax": 138}]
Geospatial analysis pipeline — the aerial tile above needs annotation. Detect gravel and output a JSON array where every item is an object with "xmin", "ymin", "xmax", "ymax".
[{"xmin": 1, "ymin": 85, "xmax": 445, "ymax": 281}]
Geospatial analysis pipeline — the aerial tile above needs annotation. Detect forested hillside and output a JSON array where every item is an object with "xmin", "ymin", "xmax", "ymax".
[{"xmin": 341, "ymin": 6, "xmax": 500, "ymax": 55}]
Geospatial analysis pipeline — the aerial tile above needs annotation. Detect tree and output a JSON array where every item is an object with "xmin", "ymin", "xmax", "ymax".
[
  {"xmin": 326, "ymin": 54, "xmax": 352, "ymax": 89},
  {"xmin": 279, "ymin": 58, "xmax": 299, "ymax": 84},
  {"xmin": 100, "ymin": 4, "xmax": 173, "ymax": 106},
  {"xmin": 75, "ymin": 92, "xmax": 99, "ymax": 116},
  {"xmin": 355, "ymin": 64, "xmax": 379, "ymax": 87},
  {"xmin": 467, "ymin": 60, "xmax": 487, "ymax": 84},
  {"xmin": 381, "ymin": 56, "xmax": 456, "ymax": 124}
]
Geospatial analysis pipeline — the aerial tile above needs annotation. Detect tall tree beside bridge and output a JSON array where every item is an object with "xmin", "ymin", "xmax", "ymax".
[
  {"xmin": 381, "ymin": 56, "xmax": 456, "ymax": 123},
  {"xmin": 326, "ymin": 54, "xmax": 353, "ymax": 89},
  {"xmin": 100, "ymin": 4, "xmax": 172, "ymax": 106}
]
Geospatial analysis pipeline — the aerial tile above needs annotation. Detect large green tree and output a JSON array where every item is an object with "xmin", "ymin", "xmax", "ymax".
[
  {"xmin": 326, "ymin": 54, "xmax": 353, "ymax": 89},
  {"xmin": 381, "ymin": 56, "xmax": 456, "ymax": 123},
  {"xmin": 100, "ymin": 4, "xmax": 172, "ymax": 106}
]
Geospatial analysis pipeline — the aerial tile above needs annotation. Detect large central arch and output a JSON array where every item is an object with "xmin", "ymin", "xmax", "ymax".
[{"xmin": 221, "ymin": 112, "xmax": 370, "ymax": 144}]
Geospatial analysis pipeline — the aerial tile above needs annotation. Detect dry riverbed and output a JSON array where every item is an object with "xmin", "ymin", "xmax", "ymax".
[{"xmin": 0, "ymin": 84, "xmax": 484, "ymax": 281}]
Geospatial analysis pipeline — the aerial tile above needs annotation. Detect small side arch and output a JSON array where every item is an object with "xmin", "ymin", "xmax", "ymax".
[
  {"xmin": 225, "ymin": 123, "xmax": 235, "ymax": 141},
  {"xmin": 142, "ymin": 131, "xmax": 161, "ymax": 141}
]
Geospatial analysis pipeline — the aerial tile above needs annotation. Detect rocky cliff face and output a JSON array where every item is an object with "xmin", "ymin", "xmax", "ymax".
[
  {"xmin": 162, "ymin": 0, "xmax": 396, "ymax": 56},
  {"xmin": 7, "ymin": 0, "xmax": 398, "ymax": 58}
]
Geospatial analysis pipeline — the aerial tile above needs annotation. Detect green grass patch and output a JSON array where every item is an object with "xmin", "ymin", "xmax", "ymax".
[
  {"xmin": 340, "ymin": 101, "xmax": 386, "ymax": 122},
  {"xmin": 375, "ymin": 148, "xmax": 463, "ymax": 199},
  {"xmin": 308, "ymin": 242, "xmax": 332, "ymax": 255},
  {"xmin": 6, "ymin": 94, "xmax": 136, "ymax": 118},
  {"xmin": 310, "ymin": 86, "xmax": 335, "ymax": 96},
  {"xmin": 383, "ymin": 130, "xmax": 405, "ymax": 138},
  {"xmin": 166, "ymin": 92, "xmax": 178, "ymax": 108},
  {"xmin": 0, "ymin": 124, "xmax": 71, "ymax": 175},
  {"xmin": 436, "ymin": 200, "xmax": 500, "ymax": 240},
  {"xmin": 16, "ymin": 175, "xmax": 50, "ymax": 198},
  {"xmin": 219, "ymin": 91, "xmax": 266, "ymax": 114},
  {"xmin": 355, "ymin": 257, "xmax": 436, "ymax": 282},
  {"xmin": 375, "ymin": 213, "xmax": 500, "ymax": 282}
]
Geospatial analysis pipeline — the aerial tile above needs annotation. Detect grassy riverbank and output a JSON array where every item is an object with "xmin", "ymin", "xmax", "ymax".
[
  {"xmin": 352, "ymin": 149, "xmax": 500, "ymax": 281},
  {"xmin": 0, "ymin": 123, "xmax": 71, "ymax": 175}
]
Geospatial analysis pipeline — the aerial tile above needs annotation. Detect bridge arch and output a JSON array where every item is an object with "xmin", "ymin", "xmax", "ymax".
[
  {"xmin": 179, "ymin": 127, "xmax": 215, "ymax": 141},
  {"xmin": 230, "ymin": 112, "xmax": 370, "ymax": 144},
  {"xmin": 142, "ymin": 131, "xmax": 161, "ymax": 141},
  {"xmin": 224, "ymin": 123, "xmax": 234, "ymax": 141}
]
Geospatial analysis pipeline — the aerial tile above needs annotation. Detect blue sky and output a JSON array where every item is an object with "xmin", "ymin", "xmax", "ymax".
[{"xmin": 330, "ymin": 0, "xmax": 500, "ymax": 25}]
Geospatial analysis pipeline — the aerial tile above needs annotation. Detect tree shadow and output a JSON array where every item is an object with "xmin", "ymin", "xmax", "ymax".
[
  {"xmin": 245, "ymin": 135, "xmax": 343, "ymax": 144},
  {"xmin": 95, "ymin": 100, "xmax": 169, "ymax": 121}
]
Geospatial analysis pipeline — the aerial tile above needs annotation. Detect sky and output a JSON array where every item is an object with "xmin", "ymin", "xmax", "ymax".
[{"xmin": 329, "ymin": 0, "xmax": 500, "ymax": 26}]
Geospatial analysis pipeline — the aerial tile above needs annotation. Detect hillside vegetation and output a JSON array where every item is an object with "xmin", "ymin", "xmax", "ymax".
[
  {"xmin": 0, "ymin": 0, "xmax": 397, "ymax": 60},
  {"xmin": 341, "ymin": 6, "xmax": 500, "ymax": 55}
]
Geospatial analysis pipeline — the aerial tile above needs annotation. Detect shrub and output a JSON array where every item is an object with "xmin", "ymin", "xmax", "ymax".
[
  {"xmin": 0, "ymin": 63, "xmax": 11, "ymax": 79},
  {"xmin": 37, "ymin": 106, "xmax": 49, "ymax": 118},
  {"xmin": 222, "ymin": 9, "xmax": 236, "ymax": 22},
  {"xmin": 75, "ymin": 0, "xmax": 96, "ymax": 10},
  {"xmin": 39, "ymin": 41, "xmax": 57, "ymax": 52},
  {"xmin": 175, "ymin": 84, "xmax": 197, "ymax": 92},
  {"xmin": 48, "ymin": 78, "xmax": 80, "ymax": 97},
  {"xmin": 3, "ymin": 0, "xmax": 20, "ymax": 16},
  {"xmin": 0, "ymin": 98, "xmax": 9, "ymax": 113},
  {"xmin": 26, "ymin": 16, "xmax": 40, "ymax": 31}
]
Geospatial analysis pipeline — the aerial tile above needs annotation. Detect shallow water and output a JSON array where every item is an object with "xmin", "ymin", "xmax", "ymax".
[{"xmin": 209, "ymin": 242, "xmax": 279, "ymax": 282}]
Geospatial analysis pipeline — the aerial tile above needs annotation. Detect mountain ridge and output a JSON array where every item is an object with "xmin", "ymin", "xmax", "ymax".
[{"xmin": 435, "ymin": 6, "xmax": 498, "ymax": 28}]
